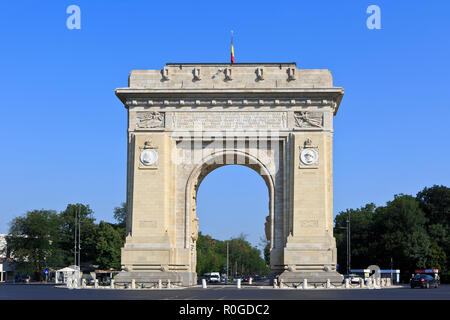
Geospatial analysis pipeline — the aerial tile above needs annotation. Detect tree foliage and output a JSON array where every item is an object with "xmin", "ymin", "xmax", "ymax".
[
  {"xmin": 7, "ymin": 210, "xmax": 62, "ymax": 280},
  {"xmin": 113, "ymin": 202, "xmax": 127, "ymax": 228},
  {"xmin": 94, "ymin": 221, "xmax": 124, "ymax": 270},
  {"xmin": 6, "ymin": 203, "xmax": 127, "ymax": 279},
  {"xmin": 334, "ymin": 185, "xmax": 450, "ymax": 282},
  {"xmin": 57, "ymin": 203, "xmax": 98, "ymax": 266},
  {"xmin": 196, "ymin": 232, "xmax": 269, "ymax": 277}
]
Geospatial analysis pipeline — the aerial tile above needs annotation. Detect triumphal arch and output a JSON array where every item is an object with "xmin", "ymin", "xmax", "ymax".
[{"xmin": 114, "ymin": 63, "xmax": 344, "ymax": 286}]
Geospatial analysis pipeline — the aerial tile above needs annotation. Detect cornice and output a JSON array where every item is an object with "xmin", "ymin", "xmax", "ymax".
[{"xmin": 116, "ymin": 88, "xmax": 344, "ymax": 115}]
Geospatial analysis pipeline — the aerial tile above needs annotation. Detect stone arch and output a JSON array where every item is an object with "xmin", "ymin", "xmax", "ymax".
[
  {"xmin": 115, "ymin": 62, "xmax": 345, "ymax": 286},
  {"xmin": 184, "ymin": 149, "xmax": 276, "ymax": 273}
]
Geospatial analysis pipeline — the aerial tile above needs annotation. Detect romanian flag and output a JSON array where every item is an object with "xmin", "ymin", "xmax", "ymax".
[{"xmin": 231, "ymin": 31, "xmax": 235, "ymax": 64}]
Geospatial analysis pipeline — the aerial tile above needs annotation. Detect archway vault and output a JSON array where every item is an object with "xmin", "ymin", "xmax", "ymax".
[
  {"xmin": 114, "ymin": 62, "xmax": 345, "ymax": 286},
  {"xmin": 184, "ymin": 149, "xmax": 276, "ymax": 274}
]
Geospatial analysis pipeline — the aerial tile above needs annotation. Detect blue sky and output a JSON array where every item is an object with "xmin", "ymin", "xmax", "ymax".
[{"xmin": 0, "ymin": 1, "xmax": 449, "ymax": 250}]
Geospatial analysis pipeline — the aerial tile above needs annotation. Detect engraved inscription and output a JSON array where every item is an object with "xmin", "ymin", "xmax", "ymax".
[
  {"xmin": 139, "ymin": 220, "xmax": 157, "ymax": 228},
  {"xmin": 172, "ymin": 112, "xmax": 287, "ymax": 130},
  {"xmin": 300, "ymin": 220, "xmax": 319, "ymax": 228}
]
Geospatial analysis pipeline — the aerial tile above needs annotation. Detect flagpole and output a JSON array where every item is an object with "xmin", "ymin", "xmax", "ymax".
[{"xmin": 231, "ymin": 30, "xmax": 234, "ymax": 64}]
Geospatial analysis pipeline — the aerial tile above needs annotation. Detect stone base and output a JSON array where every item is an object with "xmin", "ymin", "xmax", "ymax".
[
  {"xmin": 278, "ymin": 270, "xmax": 343, "ymax": 285},
  {"xmin": 114, "ymin": 271, "xmax": 196, "ymax": 287}
]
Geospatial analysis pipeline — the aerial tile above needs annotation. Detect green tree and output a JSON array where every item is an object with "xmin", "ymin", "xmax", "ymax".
[
  {"xmin": 416, "ymin": 185, "xmax": 450, "ymax": 281},
  {"xmin": 196, "ymin": 232, "xmax": 269, "ymax": 277},
  {"xmin": 374, "ymin": 195, "xmax": 431, "ymax": 281},
  {"xmin": 196, "ymin": 232, "xmax": 226, "ymax": 275},
  {"xmin": 57, "ymin": 203, "xmax": 98, "ymax": 266},
  {"xmin": 7, "ymin": 209, "xmax": 62, "ymax": 280},
  {"xmin": 94, "ymin": 221, "xmax": 124, "ymax": 270},
  {"xmin": 334, "ymin": 203, "xmax": 376, "ymax": 273},
  {"xmin": 416, "ymin": 185, "xmax": 450, "ymax": 227},
  {"xmin": 259, "ymin": 236, "xmax": 271, "ymax": 267},
  {"xmin": 113, "ymin": 202, "xmax": 127, "ymax": 228}
]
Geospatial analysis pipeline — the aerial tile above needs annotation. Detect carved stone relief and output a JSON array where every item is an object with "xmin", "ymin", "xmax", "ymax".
[
  {"xmin": 294, "ymin": 111, "xmax": 323, "ymax": 128},
  {"xmin": 136, "ymin": 111, "xmax": 165, "ymax": 129}
]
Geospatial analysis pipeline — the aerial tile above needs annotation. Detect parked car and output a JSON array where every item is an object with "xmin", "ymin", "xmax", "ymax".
[
  {"xmin": 410, "ymin": 274, "xmax": 439, "ymax": 289},
  {"xmin": 208, "ymin": 272, "xmax": 220, "ymax": 283},
  {"xmin": 343, "ymin": 274, "xmax": 363, "ymax": 284}
]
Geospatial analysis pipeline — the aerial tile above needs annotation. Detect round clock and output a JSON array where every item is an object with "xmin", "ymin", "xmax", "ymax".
[
  {"xmin": 300, "ymin": 148, "xmax": 318, "ymax": 165},
  {"xmin": 140, "ymin": 149, "xmax": 158, "ymax": 166}
]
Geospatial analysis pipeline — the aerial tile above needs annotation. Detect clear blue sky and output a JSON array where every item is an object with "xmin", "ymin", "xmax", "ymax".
[{"xmin": 1, "ymin": 1, "xmax": 449, "ymax": 251}]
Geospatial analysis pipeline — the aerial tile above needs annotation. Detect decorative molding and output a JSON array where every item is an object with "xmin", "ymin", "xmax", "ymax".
[
  {"xmin": 138, "ymin": 139, "xmax": 159, "ymax": 169},
  {"xmin": 224, "ymin": 68, "xmax": 232, "ymax": 81},
  {"xmin": 287, "ymin": 68, "xmax": 296, "ymax": 81},
  {"xmin": 304, "ymin": 137, "xmax": 316, "ymax": 148},
  {"xmin": 125, "ymin": 98, "xmax": 336, "ymax": 109},
  {"xmin": 161, "ymin": 67, "xmax": 169, "ymax": 81},
  {"xmin": 299, "ymin": 137, "xmax": 319, "ymax": 168},
  {"xmin": 256, "ymin": 68, "xmax": 264, "ymax": 81},
  {"xmin": 193, "ymin": 68, "xmax": 201, "ymax": 81},
  {"xmin": 143, "ymin": 139, "xmax": 157, "ymax": 149}
]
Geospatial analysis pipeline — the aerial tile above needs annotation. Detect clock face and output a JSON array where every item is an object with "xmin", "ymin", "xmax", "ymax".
[
  {"xmin": 300, "ymin": 148, "xmax": 318, "ymax": 165},
  {"xmin": 140, "ymin": 149, "xmax": 158, "ymax": 166}
]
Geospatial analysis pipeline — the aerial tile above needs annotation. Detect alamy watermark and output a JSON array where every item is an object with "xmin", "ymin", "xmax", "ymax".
[
  {"xmin": 168, "ymin": 127, "xmax": 282, "ymax": 177},
  {"xmin": 366, "ymin": 5, "xmax": 381, "ymax": 30},
  {"xmin": 66, "ymin": 5, "xmax": 81, "ymax": 30}
]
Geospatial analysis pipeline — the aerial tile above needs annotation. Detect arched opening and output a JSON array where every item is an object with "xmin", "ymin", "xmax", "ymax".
[
  {"xmin": 184, "ymin": 150, "xmax": 276, "ymax": 279},
  {"xmin": 195, "ymin": 165, "xmax": 270, "ymax": 278}
]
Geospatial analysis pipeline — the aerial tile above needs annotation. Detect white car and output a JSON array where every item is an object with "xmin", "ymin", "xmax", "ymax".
[{"xmin": 207, "ymin": 272, "xmax": 220, "ymax": 283}]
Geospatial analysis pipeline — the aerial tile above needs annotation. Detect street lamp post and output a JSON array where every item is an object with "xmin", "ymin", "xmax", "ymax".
[
  {"xmin": 336, "ymin": 213, "xmax": 351, "ymax": 274},
  {"xmin": 347, "ymin": 214, "xmax": 351, "ymax": 274},
  {"xmin": 74, "ymin": 207, "xmax": 77, "ymax": 266},
  {"xmin": 226, "ymin": 241, "xmax": 229, "ymax": 284},
  {"xmin": 74, "ymin": 205, "xmax": 81, "ymax": 268},
  {"xmin": 78, "ymin": 205, "xmax": 81, "ymax": 268}
]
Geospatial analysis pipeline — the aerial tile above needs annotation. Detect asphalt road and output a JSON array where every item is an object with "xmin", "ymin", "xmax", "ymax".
[{"xmin": 1, "ymin": 283, "xmax": 450, "ymax": 300}]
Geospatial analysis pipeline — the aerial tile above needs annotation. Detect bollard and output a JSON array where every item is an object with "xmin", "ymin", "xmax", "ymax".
[
  {"xmin": 302, "ymin": 279, "xmax": 308, "ymax": 290},
  {"xmin": 326, "ymin": 279, "xmax": 331, "ymax": 289},
  {"xmin": 344, "ymin": 278, "xmax": 350, "ymax": 289},
  {"xmin": 131, "ymin": 279, "xmax": 136, "ymax": 289},
  {"xmin": 386, "ymin": 278, "xmax": 391, "ymax": 287},
  {"xmin": 249, "ymin": 277, "xmax": 252, "ymax": 285},
  {"xmin": 158, "ymin": 279, "xmax": 162, "ymax": 289},
  {"xmin": 167, "ymin": 279, "xmax": 171, "ymax": 289},
  {"xmin": 110, "ymin": 279, "xmax": 115, "ymax": 289},
  {"xmin": 94, "ymin": 279, "xmax": 98, "ymax": 289},
  {"xmin": 273, "ymin": 278, "xmax": 278, "ymax": 289},
  {"xmin": 82, "ymin": 278, "xmax": 86, "ymax": 288},
  {"xmin": 359, "ymin": 278, "xmax": 364, "ymax": 288},
  {"xmin": 237, "ymin": 279, "xmax": 241, "ymax": 289},
  {"xmin": 202, "ymin": 279, "xmax": 207, "ymax": 289}
]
